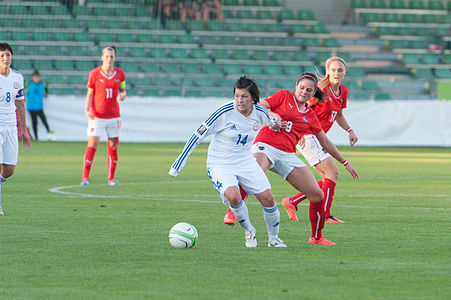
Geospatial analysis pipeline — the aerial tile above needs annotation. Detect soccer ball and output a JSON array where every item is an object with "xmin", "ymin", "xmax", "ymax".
[{"xmin": 169, "ymin": 222, "xmax": 198, "ymax": 248}]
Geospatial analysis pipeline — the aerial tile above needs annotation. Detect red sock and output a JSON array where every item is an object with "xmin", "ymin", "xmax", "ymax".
[
  {"xmin": 290, "ymin": 180, "xmax": 323, "ymax": 206},
  {"xmin": 83, "ymin": 146, "xmax": 96, "ymax": 180},
  {"xmin": 322, "ymin": 178, "xmax": 336, "ymax": 218},
  {"xmin": 309, "ymin": 200, "xmax": 325, "ymax": 240},
  {"xmin": 108, "ymin": 138, "xmax": 118, "ymax": 181}
]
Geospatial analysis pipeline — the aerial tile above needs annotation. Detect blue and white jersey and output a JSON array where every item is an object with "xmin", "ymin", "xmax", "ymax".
[
  {"xmin": 0, "ymin": 68, "xmax": 24, "ymax": 126},
  {"xmin": 169, "ymin": 100, "xmax": 272, "ymax": 177}
]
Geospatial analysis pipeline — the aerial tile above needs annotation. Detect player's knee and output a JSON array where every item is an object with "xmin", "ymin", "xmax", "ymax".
[
  {"xmin": 1, "ymin": 169, "xmax": 14, "ymax": 178},
  {"xmin": 228, "ymin": 195, "xmax": 242, "ymax": 206},
  {"xmin": 328, "ymin": 168, "xmax": 339, "ymax": 181},
  {"xmin": 256, "ymin": 190, "xmax": 275, "ymax": 207},
  {"xmin": 309, "ymin": 189, "xmax": 324, "ymax": 202}
]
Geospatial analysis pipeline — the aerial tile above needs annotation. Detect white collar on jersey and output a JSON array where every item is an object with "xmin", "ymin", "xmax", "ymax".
[
  {"xmin": 100, "ymin": 69, "xmax": 117, "ymax": 80},
  {"xmin": 328, "ymin": 85, "xmax": 341, "ymax": 99},
  {"xmin": 292, "ymin": 95, "xmax": 308, "ymax": 113}
]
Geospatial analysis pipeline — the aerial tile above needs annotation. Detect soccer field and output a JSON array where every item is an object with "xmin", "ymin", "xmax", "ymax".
[{"xmin": 0, "ymin": 142, "xmax": 449, "ymax": 299}]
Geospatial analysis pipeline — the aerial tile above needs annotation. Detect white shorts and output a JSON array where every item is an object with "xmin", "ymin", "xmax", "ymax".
[
  {"xmin": 251, "ymin": 142, "xmax": 306, "ymax": 179},
  {"xmin": 206, "ymin": 159, "xmax": 271, "ymax": 205},
  {"xmin": 87, "ymin": 117, "xmax": 121, "ymax": 138},
  {"xmin": 0, "ymin": 126, "xmax": 18, "ymax": 165},
  {"xmin": 297, "ymin": 134, "xmax": 331, "ymax": 167}
]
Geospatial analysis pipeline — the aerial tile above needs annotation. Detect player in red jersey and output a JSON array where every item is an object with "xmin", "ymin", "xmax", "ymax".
[
  {"xmin": 80, "ymin": 46, "xmax": 126, "ymax": 186},
  {"xmin": 224, "ymin": 73, "xmax": 358, "ymax": 245},
  {"xmin": 282, "ymin": 57, "xmax": 358, "ymax": 224}
]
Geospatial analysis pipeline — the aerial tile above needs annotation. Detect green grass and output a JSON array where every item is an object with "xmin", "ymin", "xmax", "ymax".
[{"xmin": 0, "ymin": 142, "xmax": 450, "ymax": 299}]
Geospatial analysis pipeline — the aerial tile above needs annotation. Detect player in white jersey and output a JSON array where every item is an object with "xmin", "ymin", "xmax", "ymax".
[
  {"xmin": 169, "ymin": 76, "xmax": 287, "ymax": 248},
  {"xmin": 0, "ymin": 43, "xmax": 31, "ymax": 215}
]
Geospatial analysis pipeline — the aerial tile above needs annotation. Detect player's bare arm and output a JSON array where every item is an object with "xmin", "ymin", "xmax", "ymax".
[
  {"xmin": 259, "ymin": 99, "xmax": 283, "ymax": 131},
  {"xmin": 118, "ymin": 80, "xmax": 126, "ymax": 101},
  {"xmin": 15, "ymin": 100, "xmax": 31, "ymax": 147},
  {"xmin": 336, "ymin": 110, "xmax": 358, "ymax": 146},
  {"xmin": 85, "ymin": 88, "xmax": 94, "ymax": 119},
  {"xmin": 315, "ymin": 131, "xmax": 359, "ymax": 179}
]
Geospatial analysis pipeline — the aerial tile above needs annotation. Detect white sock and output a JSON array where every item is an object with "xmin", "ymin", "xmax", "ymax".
[
  {"xmin": 0, "ymin": 176, "xmax": 7, "ymax": 211},
  {"xmin": 263, "ymin": 205, "xmax": 280, "ymax": 240},
  {"xmin": 230, "ymin": 200, "xmax": 254, "ymax": 232}
]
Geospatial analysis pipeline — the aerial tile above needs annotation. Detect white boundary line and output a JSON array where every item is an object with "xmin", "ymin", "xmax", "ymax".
[{"xmin": 48, "ymin": 180, "xmax": 451, "ymax": 211}]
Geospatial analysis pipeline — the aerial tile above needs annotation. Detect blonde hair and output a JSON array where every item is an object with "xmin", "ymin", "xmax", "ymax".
[{"xmin": 316, "ymin": 56, "xmax": 347, "ymax": 90}]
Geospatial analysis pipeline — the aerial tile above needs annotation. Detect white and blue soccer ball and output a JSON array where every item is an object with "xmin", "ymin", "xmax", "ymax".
[{"xmin": 169, "ymin": 222, "xmax": 198, "ymax": 248}]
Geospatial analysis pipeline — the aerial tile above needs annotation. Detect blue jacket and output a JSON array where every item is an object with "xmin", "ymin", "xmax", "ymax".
[{"xmin": 26, "ymin": 81, "xmax": 47, "ymax": 111}]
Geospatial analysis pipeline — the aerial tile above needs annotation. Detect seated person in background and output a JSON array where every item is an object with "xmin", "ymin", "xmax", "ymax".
[
  {"xmin": 184, "ymin": 0, "xmax": 202, "ymax": 23},
  {"xmin": 201, "ymin": 0, "xmax": 224, "ymax": 25}
]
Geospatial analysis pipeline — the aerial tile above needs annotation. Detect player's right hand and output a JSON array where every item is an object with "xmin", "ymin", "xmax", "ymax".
[{"xmin": 85, "ymin": 110, "xmax": 94, "ymax": 119}]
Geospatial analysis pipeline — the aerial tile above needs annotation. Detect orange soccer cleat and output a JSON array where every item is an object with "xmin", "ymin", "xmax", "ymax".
[
  {"xmin": 282, "ymin": 197, "xmax": 299, "ymax": 222},
  {"xmin": 326, "ymin": 216, "xmax": 345, "ymax": 223},
  {"xmin": 223, "ymin": 209, "xmax": 235, "ymax": 226},
  {"xmin": 309, "ymin": 237, "xmax": 336, "ymax": 245}
]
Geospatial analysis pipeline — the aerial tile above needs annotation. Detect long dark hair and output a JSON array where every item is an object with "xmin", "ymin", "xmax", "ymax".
[
  {"xmin": 296, "ymin": 72, "xmax": 326, "ymax": 102},
  {"xmin": 234, "ymin": 76, "xmax": 260, "ymax": 103}
]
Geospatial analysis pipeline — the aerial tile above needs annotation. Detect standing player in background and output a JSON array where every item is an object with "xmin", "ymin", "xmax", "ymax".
[
  {"xmin": 81, "ymin": 46, "xmax": 126, "ymax": 186},
  {"xmin": 0, "ymin": 42, "xmax": 32, "ymax": 215},
  {"xmin": 282, "ymin": 57, "xmax": 358, "ymax": 224},
  {"xmin": 170, "ymin": 76, "xmax": 287, "ymax": 248},
  {"xmin": 25, "ymin": 70, "xmax": 54, "ymax": 141}
]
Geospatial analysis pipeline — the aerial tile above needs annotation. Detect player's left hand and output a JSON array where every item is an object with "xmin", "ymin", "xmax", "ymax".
[
  {"xmin": 21, "ymin": 131, "xmax": 32, "ymax": 148},
  {"xmin": 345, "ymin": 163, "xmax": 359, "ymax": 179},
  {"xmin": 349, "ymin": 130, "xmax": 358, "ymax": 147},
  {"xmin": 118, "ymin": 91, "xmax": 126, "ymax": 101}
]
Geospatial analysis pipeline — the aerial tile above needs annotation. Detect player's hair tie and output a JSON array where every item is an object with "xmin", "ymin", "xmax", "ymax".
[{"xmin": 297, "ymin": 73, "xmax": 318, "ymax": 84}]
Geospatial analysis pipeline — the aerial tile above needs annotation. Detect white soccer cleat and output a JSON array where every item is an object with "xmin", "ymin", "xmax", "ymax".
[
  {"xmin": 268, "ymin": 238, "xmax": 287, "ymax": 248},
  {"xmin": 0, "ymin": 210, "xmax": 4, "ymax": 216},
  {"xmin": 245, "ymin": 228, "xmax": 257, "ymax": 248}
]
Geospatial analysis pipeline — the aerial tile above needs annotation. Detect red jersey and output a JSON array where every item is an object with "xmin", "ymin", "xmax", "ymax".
[
  {"xmin": 254, "ymin": 90, "xmax": 323, "ymax": 153},
  {"xmin": 308, "ymin": 84, "xmax": 348, "ymax": 134},
  {"xmin": 87, "ymin": 66, "xmax": 126, "ymax": 119}
]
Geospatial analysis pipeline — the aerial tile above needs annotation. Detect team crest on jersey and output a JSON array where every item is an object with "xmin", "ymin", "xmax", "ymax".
[
  {"xmin": 303, "ymin": 117, "xmax": 308, "ymax": 123},
  {"xmin": 115, "ymin": 79, "xmax": 119, "ymax": 83},
  {"xmin": 196, "ymin": 124, "xmax": 207, "ymax": 135},
  {"xmin": 253, "ymin": 121, "xmax": 260, "ymax": 131},
  {"xmin": 13, "ymin": 82, "xmax": 20, "ymax": 89}
]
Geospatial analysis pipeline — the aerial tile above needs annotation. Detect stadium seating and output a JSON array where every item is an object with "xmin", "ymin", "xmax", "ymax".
[{"xmin": 4, "ymin": 0, "xmax": 446, "ymax": 98}]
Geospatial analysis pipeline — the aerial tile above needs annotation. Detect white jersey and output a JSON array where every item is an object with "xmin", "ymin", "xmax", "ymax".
[
  {"xmin": 169, "ymin": 101, "xmax": 272, "ymax": 176},
  {"xmin": 0, "ymin": 68, "xmax": 24, "ymax": 127}
]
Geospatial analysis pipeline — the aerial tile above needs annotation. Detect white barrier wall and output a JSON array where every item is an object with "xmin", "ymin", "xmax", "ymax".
[{"xmin": 36, "ymin": 96, "xmax": 451, "ymax": 147}]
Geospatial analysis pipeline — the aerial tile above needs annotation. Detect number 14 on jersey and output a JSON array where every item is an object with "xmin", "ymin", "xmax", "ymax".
[{"xmin": 236, "ymin": 134, "xmax": 248, "ymax": 146}]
